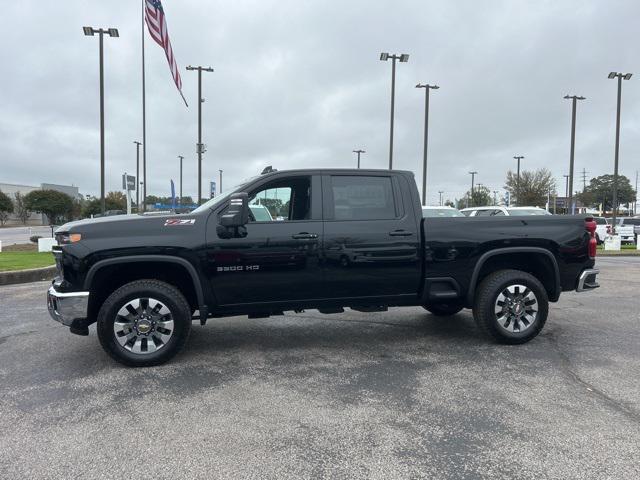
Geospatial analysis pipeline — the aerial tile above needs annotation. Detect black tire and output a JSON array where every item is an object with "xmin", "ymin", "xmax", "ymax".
[
  {"xmin": 97, "ymin": 280, "xmax": 192, "ymax": 367},
  {"xmin": 423, "ymin": 303, "xmax": 464, "ymax": 316},
  {"xmin": 473, "ymin": 269, "xmax": 548, "ymax": 344}
]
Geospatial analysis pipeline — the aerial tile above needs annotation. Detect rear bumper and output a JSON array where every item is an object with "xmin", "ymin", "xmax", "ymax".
[
  {"xmin": 47, "ymin": 285, "xmax": 89, "ymax": 326},
  {"xmin": 576, "ymin": 268, "xmax": 599, "ymax": 293}
]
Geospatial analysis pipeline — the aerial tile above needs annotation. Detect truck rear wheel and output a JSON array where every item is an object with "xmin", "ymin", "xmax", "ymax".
[
  {"xmin": 97, "ymin": 280, "xmax": 191, "ymax": 367},
  {"xmin": 473, "ymin": 269, "xmax": 548, "ymax": 344},
  {"xmin": 423, "ymin": 303, "xmax": 464, "ymax": 316}
]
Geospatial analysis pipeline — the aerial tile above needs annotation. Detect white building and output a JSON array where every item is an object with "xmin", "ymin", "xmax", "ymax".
[{"xmin": 0, "ymin": 182, "xmax": 80, "ymax": 226}]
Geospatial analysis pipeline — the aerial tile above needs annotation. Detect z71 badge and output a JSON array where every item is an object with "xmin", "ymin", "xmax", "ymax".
[{"xmin": 164, "ymin": 218, "xmax": 196, "ymax": 226}]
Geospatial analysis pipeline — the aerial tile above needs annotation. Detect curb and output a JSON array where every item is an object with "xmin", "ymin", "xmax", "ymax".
[{"xmin": 0, "ymin": 265, "xmax": 56, "ymax": 286}]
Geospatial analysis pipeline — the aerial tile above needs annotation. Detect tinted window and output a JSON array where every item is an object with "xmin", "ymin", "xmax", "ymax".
[
  {"xmin": 507, "ymin": 208, "xmax": 549, "ymax": 216},
  {"xmin": 331, "ymin": 176, "xmax": 397, "ymax": 220},
  {"xmin": 247, "ymin": 177, "xmax": 311, "ymax": 221},
  {"xmin": 594, "ymin": 217, "xmax": 607, "ymax": 225},
  {"xmin": 422, "ymin": 208, "xmax": 463, "ymax": 218},
  {"xmin": 622, "ymin": 218, "xmax": 640, "ymax": 226},
  {"xmin": 475, "ymin": 209, "xmax": 493, "ymax": 216}
]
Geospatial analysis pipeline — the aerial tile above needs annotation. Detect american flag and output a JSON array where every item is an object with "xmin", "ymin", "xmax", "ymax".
[{"xmin": 145, "ymin": 0, "xmax": 184, "ymax": 97}]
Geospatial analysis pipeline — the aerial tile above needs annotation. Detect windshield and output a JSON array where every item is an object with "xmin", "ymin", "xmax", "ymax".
[
  {"xmin": 422, "ymin": 208, "xmax": 463, "ymax": 218},
  {"xmin": 506, "ymin": 208, "xmax": 550, "ymax": 216}
]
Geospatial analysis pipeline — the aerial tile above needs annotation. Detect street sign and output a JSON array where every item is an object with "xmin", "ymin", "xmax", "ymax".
[{"xmin": 122, "ymin": 174, "xmax": 136, "ymax": 191}]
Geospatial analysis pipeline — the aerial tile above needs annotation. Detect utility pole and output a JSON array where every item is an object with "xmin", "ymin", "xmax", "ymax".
[
  {"xmin": 581, "ymin": 168, "xmax": 588, "ymax": 192},
  {"xmin": 177, "ymin": 155, "xmax": 184, "ymax": 206},
  {"xmin": 469, "ymin": 171, "xmax": 478, "ymax": 207},
  {"xmin": 353, "ymin": 149, "xmax": 365, "ymax": 169},
  {"xmin": 83, "ymin": 26, "xmax": 119, "ymax": 215},
  {"xmin": 438, "ymin": 190, "xmax": 444, "ymax": 206},
  {"xmin": 513, "ymin": 156, "xmax": 524, "ymax": 207},
  {"xmin": 564, "ymin": 95, "xmax": 586, "ymax": 215},
  {"xmin": 186, "ymin": 65, "xmax": 214, "ymax": 204},
  {"xmin": 379, "ymin": 52, "xmax": 409, "ymax": 169},
  {"xmin": 608, "ymin": 72, "xmax": 632, "ymax": 232},
  {"xmin": 133, "ymin": 141, "xmax": 142, "ymax": 211},
  {"xmin": 563, "ymin": 175, "xmax": 570, "ymax": 213},
  {"xmin": 415, "ymin": 83, "xmax": 439, "ymax": 206},
  {"xmin": 219, "ymin": 169, "xmax": 223, "ymax": 194}
]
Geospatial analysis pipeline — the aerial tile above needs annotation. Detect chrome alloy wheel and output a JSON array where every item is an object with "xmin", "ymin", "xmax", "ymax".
[
  {"xmin": 494, "ymin": 284, "xmax": 538, "ymax": 334},
  {"xmin": 113, "ymin": 298, "xmax": 174, "ymax": 354}
]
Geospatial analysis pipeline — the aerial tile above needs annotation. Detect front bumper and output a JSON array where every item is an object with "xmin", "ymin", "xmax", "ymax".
[
  {"xmin": 576, "ymin": 268, "xmax": 599, "ymax": 292},
  {"xmin": 47, "ymin": 285, "xmax": 90, "ymax": 326}
]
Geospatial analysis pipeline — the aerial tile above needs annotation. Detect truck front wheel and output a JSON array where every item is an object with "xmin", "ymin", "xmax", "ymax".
[
  {"xmin": 97, "ymin": 280, "xmax": 192, "ymax": 367},
  {"xmin": 473, "ymin": 269, "xmax": 548, "ymax": 344}
]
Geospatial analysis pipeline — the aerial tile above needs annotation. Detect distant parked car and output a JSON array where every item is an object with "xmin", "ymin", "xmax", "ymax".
[
  {"xmin": 611, "ymin": 218, "xmax": 638, "ymax": 243},
  {"xmin": 461, "ymin": 206, "xmax": 551, "ymax": 217},
  {"xmin": 422, "ymin": 206, "xmax": 464, "ymax": 218},
  {"xmin": 249, "ymin": 204, "xmax": 273, "ymax": 222}
]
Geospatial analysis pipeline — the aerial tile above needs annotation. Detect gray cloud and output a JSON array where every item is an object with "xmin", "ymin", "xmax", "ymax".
[{"xmin": 0, "ymin": 0, "xmax": 638, "ymax": 205}]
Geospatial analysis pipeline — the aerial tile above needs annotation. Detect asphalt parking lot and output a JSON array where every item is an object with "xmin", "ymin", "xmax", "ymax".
[{"xmin": 0, "ymin": 257, "xmax": 638, "ymax": 479}]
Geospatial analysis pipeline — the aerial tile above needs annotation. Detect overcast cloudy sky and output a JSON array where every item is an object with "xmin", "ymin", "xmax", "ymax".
[{"xmin": 1, "ymin": 0, "xmax": 638, "ymax": 205}]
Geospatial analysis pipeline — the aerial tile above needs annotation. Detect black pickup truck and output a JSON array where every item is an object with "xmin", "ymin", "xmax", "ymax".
[{"xmin": 47, "ymin": 169, "xmax": 599, "ymax": 366}]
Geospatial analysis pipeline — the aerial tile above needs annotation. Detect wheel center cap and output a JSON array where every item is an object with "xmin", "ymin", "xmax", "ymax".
[{"xmin": 137, "ymin": 320, "xmax": 152, "ymax": 334}]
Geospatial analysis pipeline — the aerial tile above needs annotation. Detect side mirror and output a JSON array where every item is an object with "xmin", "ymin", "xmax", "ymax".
[{"xmin": 220, "ymin": 193, "xmax": 249, "ymax": 228}]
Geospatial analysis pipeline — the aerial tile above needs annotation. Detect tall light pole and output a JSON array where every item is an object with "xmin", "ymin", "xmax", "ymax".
[
  {"xmin": 608, "ymin": 71, "xmax": 632, "ymax": 232},
  {"xmin": 186, "ymin": 65, "xmax": 214, "ymax": 204},
  {"xmin": 353, "ymin": 149, "xmax": 365, "ymax": 168},
  {"xmin": 469, "ymin": 171, "xmax": 478, "ymax": 207},
  {"xmin": 563, "ymin": 175, "xmax": 570, "ymax": 213},
  {"xmin": 513, "ymin": 156, "xmax": 524, "ymax": 206},
  {"xmin": 493, "ymin": 190, "xmax": 498, "ymax": 205},
  {"xmin": 380, "ymin": 52, "xmax": 409, "ymax": 170},
  {"xmin": 438, "ymin": 190, "xmax": 444, "ymax": 206},
  {"xmin": 564, "ymin": 95, "xmax": 585, "ymax": 214},
  {"xmin": 415, "ymin": 83, "xmax": 439, "ymax": 206},
  {"xmin": 177, "ymin": 155, "xmax": 184, "ymax": 206},
  {"xmin": 133, "ymin": 141, "xmax": 142, "ymax": 211},
  {"xmin": 83, "ymin": 26, "xmax": 119, "ymax": 215},
  {"xmin": 219, "ymin": 169, "xmax": 223, "ymax": 194}
]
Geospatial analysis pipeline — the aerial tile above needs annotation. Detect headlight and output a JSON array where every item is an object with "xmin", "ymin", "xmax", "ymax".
[{"xmin": 56, "ymin": 233, "xmax": 82, "ymax": 245}]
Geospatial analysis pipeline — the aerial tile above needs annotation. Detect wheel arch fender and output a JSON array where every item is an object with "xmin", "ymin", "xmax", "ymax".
[
  {"xmin": 84, "ymin": 255, "xmax": 207, "ymax": 311},
  {"xmin": 466, "ymin": 247, "xmax": 561, "ymax": 305}
]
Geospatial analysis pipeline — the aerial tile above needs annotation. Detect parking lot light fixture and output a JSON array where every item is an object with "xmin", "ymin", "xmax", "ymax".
[
  {"xmin": 564, "ymin": 95, "xmax": 586, "ymax": 215},
  {"xmin": 380, "ymin": 52, "xmax": 409, "ymax": 169},
  {"xmin": 608, "ymin": 71, "xmax": 633, "ymax": 232},
  {"xmin": 353, "ymin": 149, "xmax": 365, "ymax": 169},
  {"xmin": 83, "ymin": 26, "xmax": 119, "ymax": 215},
  {"xmin": 416, "ymin": 83, "xmax": 439, "ymax": 206},
  {"xmin": 513, "ymin": 156, "xmax": 524, "ymax": 206},
  {"xmin": 468, "ymin": 171, "xmax": 478, "ymax": 207}
]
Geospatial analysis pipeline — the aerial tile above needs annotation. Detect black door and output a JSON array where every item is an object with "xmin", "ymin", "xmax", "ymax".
[
  {"xmin": 321, "ymin": 173, "xmax": 422, "ymax": 300},
  {"xmin": 206, "ymin": 175, "xmax": 324, "ymax": 306}
]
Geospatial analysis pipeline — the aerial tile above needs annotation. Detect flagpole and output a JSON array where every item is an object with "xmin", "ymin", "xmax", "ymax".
[{"xmin": 141, "ymin": 0, "xmax": 147, "ymax": 212}]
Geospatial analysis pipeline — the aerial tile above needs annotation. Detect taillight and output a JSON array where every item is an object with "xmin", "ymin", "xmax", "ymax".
[{"xmin": 585, "ymin": 218, "xmax": 597, "ymax": 258}]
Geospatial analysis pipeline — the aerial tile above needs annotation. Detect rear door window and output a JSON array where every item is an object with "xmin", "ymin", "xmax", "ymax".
[{"xmin": 329, "ymin": 175, "xmax": 398, "ymax": 220}]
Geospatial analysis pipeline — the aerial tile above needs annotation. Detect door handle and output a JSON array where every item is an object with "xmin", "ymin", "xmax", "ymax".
[
  {"xmin": 292, "ymin": 232, "xmax": 318, "ymax": 240},
  {"xmin": 388, "ymin": 230, "xmax": 413, "ymax": 237}
]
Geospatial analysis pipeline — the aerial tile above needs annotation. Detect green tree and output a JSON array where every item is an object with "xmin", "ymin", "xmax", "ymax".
[
  {"xmin": 0, "ymin": 190, "xmax": 13, "ymax": 226},
  {"xmin": 505, "ymin": 168, "xmax": 556, "ymax": 207},
  {"xmin": 259, "ymin": 198, "xmax": 283, "ymax": 218},
  {"xmin": 82, "ymin": 191, "xmax": 127, "ymax": 217},
  {"xmin": 444, "ymin": 200, "xmax": 455, "ymax": 208},
  {"xmin": 455, "ymin": 185, "xmax": 493, "ymax": 209},
  {"xmin": 577, "ymin": 174, "xmax": 636, "ymax": 211},
  {"xmin": 24, "ymin": 190, "xmax": 74, "ymax": 225},
  {"xmin": 13, "ymin": 192, "xmax": 31, "ymax": 225}
]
